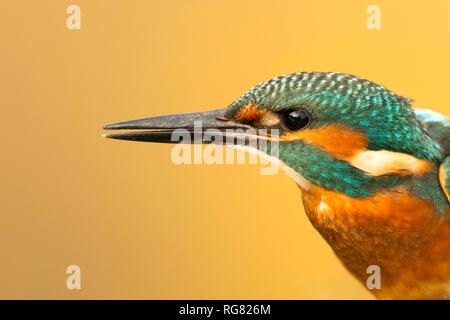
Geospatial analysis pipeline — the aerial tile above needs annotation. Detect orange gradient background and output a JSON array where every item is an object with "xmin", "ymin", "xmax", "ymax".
[{"xmin": 1, "ymin": 0, "xmax": 449, "ymax": 299}]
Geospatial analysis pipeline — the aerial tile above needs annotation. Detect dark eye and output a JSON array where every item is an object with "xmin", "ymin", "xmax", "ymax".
[{"xmin": 280, "ymin": 109, "xmax": 310, "ymax": 131}]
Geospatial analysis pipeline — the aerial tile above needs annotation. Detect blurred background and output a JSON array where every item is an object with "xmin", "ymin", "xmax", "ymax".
[{"xmin": 1, "ymin": 0, "xmax": 449, "ymax": 299}]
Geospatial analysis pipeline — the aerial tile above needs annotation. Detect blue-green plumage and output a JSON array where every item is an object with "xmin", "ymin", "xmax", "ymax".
[{"xmin": 415, "ymin": 108, "xmax": 450, "ymax": 155}]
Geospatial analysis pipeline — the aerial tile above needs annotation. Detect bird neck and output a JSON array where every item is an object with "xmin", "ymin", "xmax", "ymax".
[{"xmin": 299, "ymin": 183, "xmax": 450, "ymax": 299}]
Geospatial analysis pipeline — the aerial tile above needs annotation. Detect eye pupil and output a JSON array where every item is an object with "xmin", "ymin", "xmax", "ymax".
[{"xmin": 280, "ymin": 109, "xmax": 310, "ymax": 131}]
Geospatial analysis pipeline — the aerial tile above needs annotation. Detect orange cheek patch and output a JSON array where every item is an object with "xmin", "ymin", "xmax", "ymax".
[
  {"xmin": 280, "ymin": 124, "xmax": 369, "ymax": 160},
  {"xmin": 279, "ymin": 125, "xmax": 433, "ymax": 176},
  {"xmin": 234, "ymin": 102, "xmax": 267, "ymax": 122}
]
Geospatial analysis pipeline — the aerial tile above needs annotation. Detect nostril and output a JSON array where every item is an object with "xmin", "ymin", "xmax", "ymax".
[{"xmin": 215, "ymin": 117, "xmax": 229, "ymax": 122}]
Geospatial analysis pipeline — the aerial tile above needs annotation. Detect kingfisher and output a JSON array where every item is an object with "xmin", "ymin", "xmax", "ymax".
[{"xmin": 103, "ymin": 72, "xmax": 450, "ymax": 299}]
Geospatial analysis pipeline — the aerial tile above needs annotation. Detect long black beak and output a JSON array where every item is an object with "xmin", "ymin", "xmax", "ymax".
[{"xmin": 103, "ymin": 108, "xmax": 253, "ymax": 144}]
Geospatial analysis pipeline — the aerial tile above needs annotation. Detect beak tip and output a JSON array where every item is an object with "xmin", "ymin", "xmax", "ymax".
[
  {"xmin": 102, "ymin": 133, "xmax": 129, "ymax": 141},
  {"xmin": 103, "ymin": 124, "xmax": 114, "ymax": 130}
]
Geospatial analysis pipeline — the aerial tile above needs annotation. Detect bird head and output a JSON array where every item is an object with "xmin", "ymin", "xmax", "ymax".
[{"xmin": 103, "ymin": 72, "xmax": 441, "ymax": 198}]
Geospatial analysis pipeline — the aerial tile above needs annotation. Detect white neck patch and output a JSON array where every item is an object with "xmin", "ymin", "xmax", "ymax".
[{"xmin": 349, "ymin": 149, "xmax": 432, "ymax": 176}]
